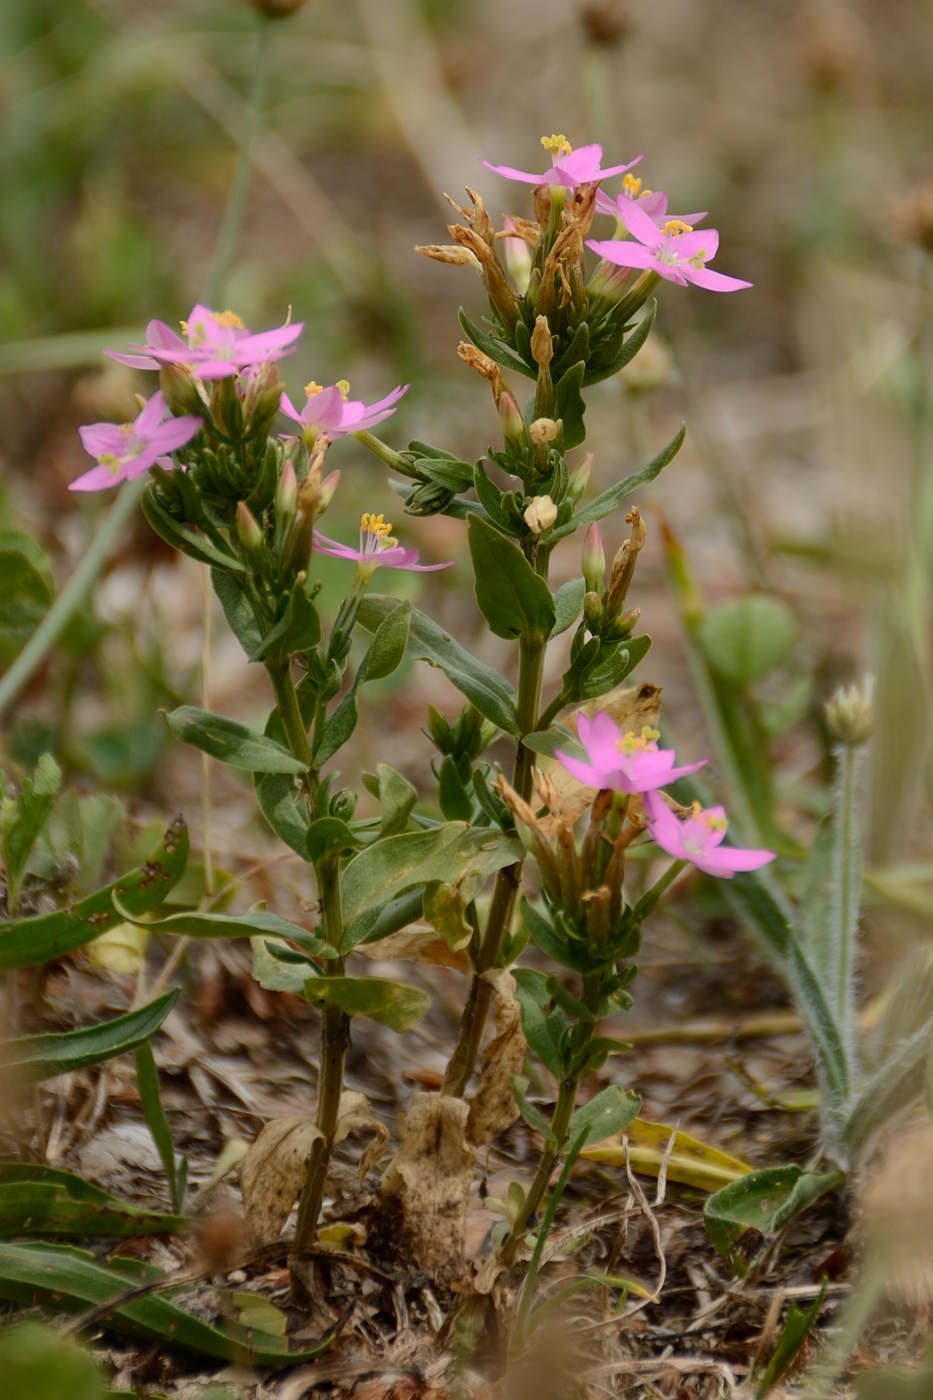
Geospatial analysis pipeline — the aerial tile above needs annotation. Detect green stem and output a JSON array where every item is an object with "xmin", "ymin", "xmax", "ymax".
[
  {"xmin": 203, "ymin": 15, "xmax": 273, "ymax": 307},
  {"xmin": 442, "ymin": 629, "xmax": 548, "ymax": 1097},
  {"xmin": 266, "ymin": 662, "xmax": 313, "ymax": 767},
  {"xmin": 833, "ymin": 743, "xmax": 861, "ymax": 1057},
  {"xmin": 293, "ymin": 854, "xmax": 349, "ymax": 1252},
  {"xmin": 0, "ymin": 476, "xmax": 146, "ymax": 720},
  {"xmin": 353, "ymin": 430, "xmax": 408, "ymax": 473}
]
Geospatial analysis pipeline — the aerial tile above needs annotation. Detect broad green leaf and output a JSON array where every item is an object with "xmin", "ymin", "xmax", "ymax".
[
  {"xmin": 0, "ymin": 533, "xmax": 55, "ymax": 670},
  {"xmin": 704, "ymin": 1165, "xmax": 844, "ymax": 1275},
  {"xmin": 303, "ymin": 975, "xmax": 431, "ymax": 1032},
  {"xmin": 306, "ymin": 816, "xmax": 361, "ymax": 863},
  {"xmin": 2, "ymin": 754, "xmax": 61, "ymax": 913},
  {"xmin": 583, "ymin": 298, "xmax": 657, "ymax": 386},
  {"xmin": 698, "ymin": 595, "xmax": 796, "ymax": 688},
  {"xmin": 254, "ymin": 770, "xmax": 310, "ymax": 855},
  {"xmin": 0, "ymin": 1164, "xmax": 184, "ymax": 1238},
  {"xmin": 467, "ymin": 514, "xmax": 556, "ymax": 642},
  {"xmin": 578, "ymin": 635, "xmax": 652, "ymax": 700},
  {"xmin": 554, "ymin": 360, "xmax": 586, "ymax": 450},
  {"xmin": 581, "ymin": 1117, "xmax": 753, "ymax": 1192},
  {"xmin": 513, "ymin": 967, "xmax": 566, "ymax": 1077},
  {"xmin": 373, "ymin": 763, "xmax": 418, "ymax": 837},
  {"xmin": 472, "ymin": 459, "xmax": 517, "ymax": 533},
  {"xmin": 358, "ymin": 595, "xmax": 519, "ymax": 735},
  {"xmin": 0, "ymin": 818, "xmax": 189, "ymax": 972},
  {"xmin": 251, "ymin": 936, "xmax": 321, "ymax": 994},
  {"xmin": 165, "ymin": 706, "xmax": 307, "ymax": 773},
  {"xmin": 2, "ymin": 990, "xmax": 179, "ymax": 1084},
  {"xmin": 211, "ymin": 568, "xmax": 263, "ymax": 658},
  {"xmin": 0, "ymin": 1322, "xmax": 103, "ymax": 1400},
  {"xmin": 551, "ymin": 578, "xmax": 585, "ymax": 638},
  {"xmin": 458, "ymin": 308, "xmax": 535, "ymax": 379},
  {"xmin": 550, "ymin": 424, "xmax": 685, "ymax": 543},
  {"xmin": 568, "ymin": 1085, "xmax": 641, "ymax": 1148},
  {"xmin": 0, "ymin": 1241, "xmax": 336, "ymax": 1365}
]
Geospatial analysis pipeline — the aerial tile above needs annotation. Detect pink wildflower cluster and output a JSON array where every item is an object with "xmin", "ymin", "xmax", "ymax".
[
  {"xmin": 555, "ymin": 711, "xmax": 774, "ymax": 880},
  {"xmin": 313, "ymin": 512, "xmax": 452, "ymax": 578}
]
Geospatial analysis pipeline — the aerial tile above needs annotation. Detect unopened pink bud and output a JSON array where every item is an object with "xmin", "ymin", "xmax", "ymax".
[
  {"xmin": 582, "ymin": 522, "xmax": 605, "ymax": 593},
  {"xmin": 236, "ymin": 501, "xmax": 264, "ymax": 557},
  {"xmin": 320, "ymin": 470, "xmax": 341, "ymax": 510},
  {"xmin": 275, "ymin": 461, "xmax": 297, "ymax": 520},
  {"xmin": 502, "ymin": 219, "xmax": 533, "ymax": 295},
  {"xmin": 498, "ymin": 390, "xmax": 525, "ymax": 443}
]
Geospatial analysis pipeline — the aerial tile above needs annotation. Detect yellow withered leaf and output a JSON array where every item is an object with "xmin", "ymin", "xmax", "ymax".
[{"xmin": 580, "ymin": 1116, "xmax": 752, "ymax": 1193}]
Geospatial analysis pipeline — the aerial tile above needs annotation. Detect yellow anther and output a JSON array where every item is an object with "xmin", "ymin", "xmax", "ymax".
[
  {"xmin": 304, "ymin": 381, "xmax": 324, "ymax": 398},
  {"xmin": 361, "ymin": 512, "xmax": 393, "ymax": 539},
  {"xmin": 706, "ymin": 815, "xmax": 728, "ymax": 832},
  {"xmin": 622, "ymin": 175, "xmax": 653, "ymax": 199},
  {"xmin": 179, "ymin": 321, "xmax": 189, "ymax": 336},
  {"xmin": 616, "ymin": 730, "xmax": 649, "ymax": 755},
  {"xmin": 688, "ymin": 250, "xmax": 709, "ymax": 267},
  {"xmin": 690, "ymin": 801, "xmax": 703, "ymax": 819},
  {"xmin": 660, "ymin": 219, "xmax": 694, "ymax": 236},
  {"xmin": 336, "ymin": 380, "xmax": 350, "ymax": 400},
  {"xmin": 100, "ymin": 453, "xmax": 120, "ymax": 473},
  {"xmin": 642, "ymin": 725, "xmax": 661, "ymax": 742},
  {"xmin": 541, "ymin": 134, "xmax": 572, "ymax": 158},
  {"xmin": 214, "ymin": 310, "xmax": 245, "ymax": 329}
]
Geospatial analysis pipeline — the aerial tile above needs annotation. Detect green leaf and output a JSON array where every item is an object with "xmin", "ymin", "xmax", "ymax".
[
  {"xmin": 0, "ymin": 819, "xmax": 189, "ymax": 972},
  {"xmin": 458, "ymin": 308, "xmax": 535, "ymax": 379},
  {"xmin": 513, "ymin": 967, "xmax": 566, "ymax": 1077},
  {"xmin": 135, "ymin": 1040, "xmax": 183, "ymax": 1213},
  {"xmin": 2, "ymin": 991, "xmax": 179, "ymax": 1084},
  {"xmin": 306, "ymin": 816, "xmax": 361, "ymax": 863},
  {"xmin": 511, "ymin": 1076, "xmax": 557, "ymax": 1146},
  {"xmin": 210, "ymin": 569, "xmax": 263, "ymax": 658},
  {"xmin": 0, "ymin": 1241, "xmax": 336, "ymax": 1365},
  {"xmin": 0, "ymin": 533, "xmax": 55, "ymax": 670},
  {"xmin": 2, "ymin": 754, "xmax": 61, "ymax": 913},
  {"xmin": 467, "ymin": 513, "xmax": 556, "ymax": 642},
  {"xmin": 551, "ymin": 578, "xmax": 586, "ymax": 638},
  {"xmin": 568, "ymin": 1084, "xmax": 641, "ymax": 1147},
  {"xmin": 753, "ymin": 1281, "xmax": 827, "ymax": 1398},
  {"xmin": 550, "ymin": 424, "xmax": 686, "ymax": 543},
  {"xmin": 303, "ymin": 976, "xmax": 431, "ymax": 1032},
  {"xmin": 472, "ymin": 460, "xmax": 517, "ymax": 533},
  {"xmin": 521, "ymin": 724, "xmax": 585, "ymax": 762},
  {"xmin": 315, "ymin": 602, "xmax": 411, "ymax": 765},
  {"xmin": 704, "ymin": 1166, "xmax": 844, "ymax": 1275},
  {"xmin": 579, "ymin": 635, "xmax": 652, "ymax": 699},
  {"xmin": 251, "ymin": 936, "xmax": 319, "ymax": 994},
  {"xmin": 583, "ymin": 299, "xmax": 657, "ymax": 386},
  {"xmin": 165, "ymin": 706, "xmax": 307, "ymax": 773},
  {"xmin": 698, "ymin": 596, "xmax": 796, "ymax": 688},
  {"xmin": 140, "ymin": 490, "xmax": 245, "ymax": 573},
  {"xmin": 250, "ymin": 579, "xmax": 321, "ymax": 665},
  {"xmin": 0, "ymin": 1164, "xmax": 184, "ymax": 1238},
  {"xmin": 358, "ymin": 595, "xmax": 519, "ymax": 735},
  {"xmin": 254, "ymin": 771, "xmax": 310, "ymax": 856},
  {"xmin": 554, "ymin": 361, "xmax": 587, "ymax": 450},
  {"xmin": 373, "ymin": 763, "xmax": 418, "ymax": 836},
  {"xmin": 113, "ymin": 897, "xmax": 326, "ymax": 952},
  {"xmin": 520, "ymin": 896, "xmax": 591, "ymax": 973},
  {"xmin": 0, "ymin": 1321, "xmax": 104, "ymax": 1400}
]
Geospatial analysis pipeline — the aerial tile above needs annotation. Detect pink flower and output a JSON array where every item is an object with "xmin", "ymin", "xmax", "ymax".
[
  {"xmin": 70, "ymin": 392, "xmax": 201, "ymax": 492},
  {"xmin": 595, "ymin": 173, "xmax": 707, "ymax": 229},
  {"xmin": 587, "ymin": 198, "xmax": 752, "ymax": 293},
  {"xmin": 280, "ymin": 380, "xmax": 408, "ymax": 447},
  {"xmin": 555, "ymin": 712, "xmax": 706, "ymax": 794},
  {"xmin": 482, "ymin": 134, "xmax": 642, "ymax": 190},
  {"xmin": 312, "ymin": 512, "xmax": 453, "ymax": 577},
  {"xmin": 643, "ymin": 790, "xmax": 775, "ymax": 878},
  {"xmin": 107, "ymin": 306, "xmax": 303, "ymax": 379}
]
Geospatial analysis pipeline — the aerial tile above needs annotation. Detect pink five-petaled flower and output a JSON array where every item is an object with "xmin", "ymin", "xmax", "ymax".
[
  {"xmin": 554, "ymin": 711, "xmax": 707, "ymax": 795},
  {"xmin": 482, "ymin": 134, "xmax": 642, "ymax": 190},
  {"xmin": 70, "ymin": 391, "xmax": 201, "ymax": 492},
  {"xmin": 107, "ymin": 306, "xmax": 303, "ymax": 380},
  {"xmin": 279, "ymin": 380, "xmax": 408, "ymax": 448},
  {"xmin": 595, "ymin": 172, "xmax": 707, "ymax": 230},
  {"xmin": 643, "ymin": 790, "xmax": 776, "ymax": 879},
  {"xmin": 587, "ymin": 197, "xmax": 752, "ymax": 293},
  {"xmin": 312, "ymin": 512, "xmax": 453, "ymax": 578}
]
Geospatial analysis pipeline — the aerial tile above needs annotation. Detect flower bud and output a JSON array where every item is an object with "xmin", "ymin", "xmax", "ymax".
[
  {"xmin": 530, "ymin": 316, "xmax": 554, "ymax": 369},
  {"xmin": 279, "ymin": 442, "xmax": 328, "ymax": 580},
  {"xmin": 426, "ymin": 704, "xmax": 454, "ymax": 754},
  {"xmin": 582, "ymin": 522, "xmax": 605, "ymax": 593},
  {"xmin": 275, "ymin": 460, "xmax": 297, "ymax": 524},
  {"xmin": 529, "ymin": 418, "xmax": 560, "ymax": 445},
  {"xmin": 568, "ymin": 453, "xmax": 593, "ymax": 505},
  {"xmin": 825, "ymin": 680, "xmax": 874, "ymax": 747},
  {"xmin": 159, "ymin": 362, "xmax": 204, "ymax": 418},
  {"xmin": 583, "ymin": 591, "xmax": 603, "ymax": 632},
  {"xmin": 523, "ymin": 495, "xmax": 558, "ymax": 535},
  {"xmin": 319, "ymin": 470, "xmax": 340, "ymax": 512},
  {"xmin": 498, "ymin": 390, "xmax": 525, "ymax": 445},
  {"xmin": 236, "ymin": 501, "xmax": 264, "ymax": 560},
  {"xmin": 606, "ymin": 606, "xmax": 640, "ymax": 640},
  {"xmin": 501, "ymin": 218, "xmax": 533, "ymax": 295}
]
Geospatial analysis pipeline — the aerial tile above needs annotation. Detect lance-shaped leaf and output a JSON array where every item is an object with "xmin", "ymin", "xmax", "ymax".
[
  {"xmin": 0, "ymin": 1164, "xmax": 184, "ymax": 1239},
  {"xmin": 0, "ymin": 818, "xmax": 189, "ymax": 972},
  {"xmin": 211, "ymin": 568, "xmax": 263, "ymax": 658},
  {"xmin": 141, "ymin": 491, "xmax": 245, "ymax": 573},
  {"xmin": 704, "ymin": 1165, "xmax": 844, "ymax": 1276},
  {"xmin": 1, "ymin": 990, "xmax": 179, "ymax": 1084},
  {"xmin": 0, "ymin": 1241, "xmax": 336, "ymax": 1365},
  {"xmin": 549, "ymin": 424, "xmax": 685, "ymax": 544},
  {"xmin": 358, "ymin": 595, "xmax": 519, "ymax": 735},
  {"xmin": 551, "ymin": 578, "xmax": 586, "ymax": 639},
  {"xmin": 165, "ymin": 707, "xmax": 307, "ymax": 773},
  {"xmin": 568, "ymin": 1085, "xmax": 641, "ymax": 1148},
  {"xmin": 303, "ymin": 975, "xmax": 431, "ymax": 1032},
  {"xmin": 112, "ymin": 897, "xmax": 326, "ymax": 953},
  {"xmin": 467, "ymin": 514, "xmax": 556, "ymax": 643},
  {"xmin": 250, "ymin": 578, "xmax": 322, "ymax": 665}
]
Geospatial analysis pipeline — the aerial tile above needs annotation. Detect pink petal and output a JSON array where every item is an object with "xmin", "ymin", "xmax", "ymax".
[
  {"xmin": 69, "ymin": 462, "xmax": 127, "ymax": 491},
  {"xmin": 105, "ymin": 350, "xmax": 160, "ymax": 370},
  {"xmin": 578, "ymin": 711, "xmax": 624, "ymax": 772},
  {"xmin": 146, "ymin": 320, "xmax": 188, "ymax": 351},
  {"xmin": 149, "ymin": 415, "xmax": 201, "ymax": 453},
  {"xmin": 682, "ymin": 265, "xmax": 753, "ymax": 293},
  {"xmin": 643, "ymin": 790, "xmax": 688, "ymax": 859},
  {"xmin": 312, "ymin": 530, "xmax": 360, "ymax": 561},
  {"xmin": 78, "ymin": 423, "xmax": 126, "ymax": 458},
  {"xmin": 594, "ymin": 154, "xmax": 645, "ymax": 179},
  {"xmin": 670, "ymin": 228, "xmax": 720, "ymax": 260},
  {"xmin": 595, "ymin": 189, "xmax": 619, "ymax": 217},
  {"xmin": 671, "ymin": 210, "xmax": 708, "ymax": 227},
  {"xmin": 695, "ymin": 846, "xmax": 776, "ymax": 877},
  {"xmin": 480, "ymin": 160, "xmax": 544, "ymax": 185},
  {"xmin": 381, "ymin": 550, "xmax": 453, "ymax": 572},
  {"xmin": 638, "ymin": 191, "xmax": 669, "ymax": 221},
  {"xmin": 561, "ymin": 143, "xmax": 605, "ymax": 181},
  {"xmin": 586, "ymin": 239, "xmax": 658, "ymax": 270},
  {"xmin": 279, "ymin": 393, "xmax": 304, "ymax": 424},
  {"xmin": 615, "ymin": 196, "xmax": 665, "ymax": 248},
  {"xmin": 554, "ymin": 751, "xmax": 606, "ymax": 790},
  {"xmin": 135, "ymin": 390, "xmax": 167, "ymax": 436},
  {"xmin": 235, "ymin": 322, "xmax": 304, "ymax": 361}
]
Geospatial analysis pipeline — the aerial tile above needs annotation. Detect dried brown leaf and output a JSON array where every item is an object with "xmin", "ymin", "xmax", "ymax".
[
  {"xmin": 355, "ymin": 924, "xmax": 471, "ymax": 973},
  {"xmin": 466, "ymin": 970, "xmax": 526, "ymax": 1147},
  {"xmin": 382, "ymin": 1092, "xmax": 476, "ymax": 1275}
]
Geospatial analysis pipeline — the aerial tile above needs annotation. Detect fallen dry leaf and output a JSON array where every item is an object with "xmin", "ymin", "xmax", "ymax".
[
  {"xmin": 465, "ymin": 969, "xmax": 526, "ymax": 1147},
  {"xmin": 539, "ymin": 681, "xmax": 662, "ymax": 835},
  {"xmin": 382, "ymin": 1092, "xmax": 476, "ymax": 1275},
  {"xmin": 355, "ymin": 924, "xmax": 471, "ymax": 973},
  {"xmin": 241, "ymin": 1091, "xmax": 389, "ymax": 1245}
]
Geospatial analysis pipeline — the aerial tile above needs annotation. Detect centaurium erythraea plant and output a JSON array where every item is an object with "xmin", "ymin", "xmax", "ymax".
[
  {"xmin": 587, "ymin": 196, "xmax": 752, "ymax": 292},
  {"xmin": 68, "ymin": 134, "xmax": 768, "ymax": 1286}
]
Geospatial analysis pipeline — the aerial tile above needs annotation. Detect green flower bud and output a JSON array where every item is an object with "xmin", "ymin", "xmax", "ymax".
[
  {"xmin": 582, "ymin": 522, "xmax": 605, "ymax": 593},
  {"xmin": 606, "ymin": 606, "xmax": 640, "ymax": 640},
  {"xmin": 568, "ymin": 453, "xmax": 593, "ymax": 505},
  {"xmin": 158, "ymin": 362, "xmax": 204, "ymax": 419},
  {"xmin": 825, "ymin": 680, "xmax": 874, "ymax": 747},
  {"xmin": 583, "ymin": 591, "xmax": 603, "ymax": 632},
  {"xmin": 236, "ymin": 501, "xmax": 264, "ymax": 560}
]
